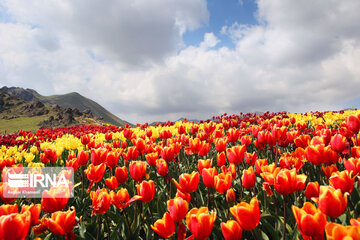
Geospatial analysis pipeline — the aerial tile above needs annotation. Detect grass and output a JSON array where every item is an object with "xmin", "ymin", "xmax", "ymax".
[{"xmin": 0, "ymin": 115, "xmax": 48, "ymax": 134}]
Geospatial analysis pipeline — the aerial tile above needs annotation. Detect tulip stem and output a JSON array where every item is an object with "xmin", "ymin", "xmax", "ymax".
[
  {"xmin": 148, "ymin": 203, "xmax": 154, "ymax": 223},
  {"xmin": 237, "ymin": 167, "xmax": 243, "ymax": 201},
  {"xmin": 283, "ymin": 196, "xmax": 287, "ymax": 240},
  {"xmin": 96, "ymin": 215, "xmax": 102, "ymax": 240},
  {"xmin": 251, "ymin": 229, "xmax": 260, "ymax": 240},
  {"xmin": 123, "ymin": 209, "xmax": 132, "ymax": 238},
  {"xmin": 105, "ymin": 214, "xmax": 111, "ymax": 240}
]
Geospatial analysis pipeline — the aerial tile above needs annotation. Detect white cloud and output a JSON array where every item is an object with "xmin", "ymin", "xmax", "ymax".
[{"xmin": 0, "ymin": 0, "xmax": 360, "ymax": 124}]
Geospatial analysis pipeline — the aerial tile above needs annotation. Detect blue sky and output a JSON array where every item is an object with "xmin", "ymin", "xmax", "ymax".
[
  {"xmin": 0, "ymin": 0, "xmax": 360, "ymax": 124},
  {"xmin": 183, "ymin": 0, "xmax": 258, "ymax": 48}
]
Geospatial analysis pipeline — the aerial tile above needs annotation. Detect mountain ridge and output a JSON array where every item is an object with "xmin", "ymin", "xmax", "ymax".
[{"xmin": 1, "ymin": 86, "xmax": 129, "ymax": 126}]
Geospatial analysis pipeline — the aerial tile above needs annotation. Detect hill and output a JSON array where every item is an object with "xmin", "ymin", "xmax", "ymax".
[
  {"xmin": 1, "ymin": 86, "xmax": 129, "ymax": 126},
  {"xmin": 0, "ymin": 90, "xmax": 108, "ymax": 133}
]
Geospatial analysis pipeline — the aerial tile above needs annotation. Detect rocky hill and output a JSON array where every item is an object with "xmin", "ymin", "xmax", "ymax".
[
  {"xmin": 1, "ymin": 86, "xmax": 129, "ymax": 126},
  {"xmin": 0, "ymin": 90, "xmax": 108, "ymax": 133}
]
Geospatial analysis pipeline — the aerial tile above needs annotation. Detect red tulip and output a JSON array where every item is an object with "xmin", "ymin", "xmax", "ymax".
[
  {"xmin": 186, "ymin": 207, "xmax": 216, "ymax": 240},
  {"xmin": 146, "ymin": 152, "xmax": 158, "ymax": 166},
  {"xmin": 226, "ymin": 145, "xmax": 246, "ymax": 165},
  {"xmin": 329, "ymin": 170, "xmax": 355, "ymax": 194},
  {"xmin": 90, "ymin": 148, "xmax": 108, "ymax": 165},
  {"xmin": 214, "ymin": 138, "xmax": 227, "ymax": 153},
  {"xmin": 345, "ymin": 115, "xmax": 360, "ymax": 134},
  {"xmin": 330, "ymin": 134, "xmax": 347, "ymax": 153},
  {"xmin": 0, "ymin": 211, "xmax": 31, "ymax": 240},
  {"xmin": 77, "ymin": 150, "xmax": 89, "ymax": 166},
  {"xmin": 305, "ymin": 181, "xmax": 320, "ymax": 200},
  {"xmin": 244, "ymin": 152, "xmax": 257, "ymax": 166},
  {"xmin": 242, "ymin": 166, "xmax": 256, "ymax": 189},
  {"xmin": 105, "ymin": 176, "xmax": 119, "ymax": 190},
  {"xmin": 226, "ymin": 188, "xmax": 236, "ymax": 203},
  {"xmin": 47, "ymin": 207, "xmax": 76, "ymax": 235},
  {"xmin": 151, "ymin": 212, "xmax": 175, "ymax": 238},
  {"xmin": 20, "ymin": 203, "xmax": 41, "ymax": 226},
  {"xmin": 41, "ymin": 187, "xmax": 70, "ymax": 213},
  {"xmin": 0, "ymin": 204, "xmax": 18, "ymax": 217},
  {"xmin": 161, "ymin": 146, "xmax": 175, "ymax": 163},
  {"xmin": 110, "ymin": 188, "xmax": 141, "ymax": 209},
  {"xmin": 274, "ymin": 168, "xmax": 307, "ymax": 195},
  {"xmin": 173, "ymin": 171, "xmax": 200, "ymax": 193},
  {"xmin": 105, "ymin": 150, "xmax": 120, "ymax": 169},
  {"xmin": 214, "ymin": 172, "xmax": 232, "ymax": 194},
  {"xmin": 325, "ymin": 222, "xmax": 360, "ymax": 240},
  {"xmin": 217, "ymin": 152, "xmax": 227, "ymax": 167},
  {"xmin": 344, "ymin": 157, "xmax": 360, "ymax": 177},
  {"xmin": 221, "ymin": 220, "xmax": 243, "ymax": 240},
  {"xmin": 90, "ymin": 188, "xmax": 111, "ymax": 215},
  {"xmin": 137, "ymin": 180, "xmax": 155, "ymax": 203},
  {"xmin": 322, "ymin": 165, "xmax": 339, "ymax": 179},
  {"xmin": 167, "ymin": 197, "xmax": 189, "ymax": 222},
  {"xmin": 129, "ymin": 161, "xmax": 147, "ymax": 182},
  {"xmin": 318, "ymin": 186, "xmax": 347, "ymax": 218},
  {"xmin": 198, "ymin": 159, "xmax": 212, "ymax": 174},
  {"xmin": 115, "ymin": 166, "xmax": 128, "ymax": 184},
  {"xmin": 202, "ymin": 167, "xmax": 217, "ymax": 188},
  {"xmin": 156, "ymin": 159, "xmax": 168, "ymax": 176},
  {"xmin": 230, "ymin": 197, "xmax": 260, "ymax": 230},
  {"xmin": 292, "ymin": 202, "xmax": 327, "ymax": 240}
]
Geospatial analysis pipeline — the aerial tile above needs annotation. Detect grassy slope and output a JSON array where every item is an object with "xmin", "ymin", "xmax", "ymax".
[
  {"xmin": 0, "ymin": 116, "xmax": 49, "ymax": 133},
  {"xmin": 33, "ymin": 92, "xmax": 129, "ymax": 126}
]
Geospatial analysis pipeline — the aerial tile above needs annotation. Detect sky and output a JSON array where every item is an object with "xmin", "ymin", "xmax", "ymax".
[{"xmin": 0, "ymin": 0, "xmax": 360, "ymax": 124}]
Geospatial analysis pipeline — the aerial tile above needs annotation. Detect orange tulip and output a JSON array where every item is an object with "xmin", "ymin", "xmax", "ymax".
[
  {"xmin": 167, "ymin": 197, "xmax": 189, "ymax": 222},
  {"xmin": 41, "ymin": 187, "xmax": 70, "ymax": 213},
  {"xmin": 214, "ymin": 172, "xmax": 232, "ymax": 194},
  {"xmin": 151, "ymin": 212, "xmax": 175, "ymax": 238},
  {"xmin": 132, "ymin": 138, "xmax": 146, "ymax": 155},
  {"xmin": 304, "ymin": 181, "xmax": 320, "ymax": 200},
  {"xmin": 329, "ymin": 170, "xmax": 355, "ymax": 194},
  {"xmin": 292, "ymin": 202, "xmax": 327, "ymax": 240},
  {"xmin": 90, "ymin": 188, "xmax": 111, "ymax": 215},
  {"xmin": 0, "ymin": 211, "xmax": 31, "ymax": 240},
  {"xmin": 21, "ymin": 203, "xmax": 41, "ymax": 226},
  {"xmin": 201, "ymin": 167, "xmax": 217, "ymax": 188},
  {"xmin": 186, "ymin": 207, "xmax": 216, "ymax": 240},
  {"xmin": 350, "ymin": 217, "xmax": 360, "ymax": 226},
  {"xmin": 173, "ymin": 171, "xmax": 200, "ymax": 193},
  {"xmin": 115, "ymin": 166, "xmax": 128, "ymax": 184},
  {"xmin": 221, "ymin": 220, "xmax": 243, "ymax": 240},
  {"xmin": 226, "ymin": 145, "xmax": 246, "ymax": 165},
  {"xmin": 325, "ymin": 222, "xmax": 360, "ymax": 240},
  {"xmin": 0, "ymin": 203, "xmax": 18, "ymax": 217},
  {"xmin": 318, "ymin": 186, "xmax": 347, "ymax": 218},
  {"xmin": 47, "ymin": 207, "xmax": 76, "ymax": 235},
  {"xmin": 136, "ymin": 180, "xmax": 155, "ymax": 203},
  {"xmin": 230, "ymin": 197, "xmax": 261, "ymax": 231},
  {"xmin": 274, "ymin": 168, "xmax": 307, "ymax": 195},
  {"xmin": 294, "ymin": 135, "xmax": 311, "ymax": 148},
  {"xmin": 226, "ymin": 128, "xmax": 240, "ymax": 143},
  {"xmin": 242, "ymin": 166, "xmax": 256, "ymax": 189},
  {"xmin": 105, "ymin": 176, "xmax": 119, "ymax": 190},
  {"xmin": 306, "ymin": 144, "xmax": 325, "ymax": 166},
  {"xmin": 110, "ymin": 188, "xmax": 141, "ymax": 209}
]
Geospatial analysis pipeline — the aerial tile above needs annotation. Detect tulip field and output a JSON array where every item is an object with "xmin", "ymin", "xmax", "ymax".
[{"xmin": 1, "ymin": 110, "xmax": 360, "ymax": 239}]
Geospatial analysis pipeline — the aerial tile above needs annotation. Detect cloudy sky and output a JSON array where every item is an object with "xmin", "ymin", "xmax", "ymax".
[{"xmin": 1, "ymin": 0, "xmax": 360, "ymax": 124}]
